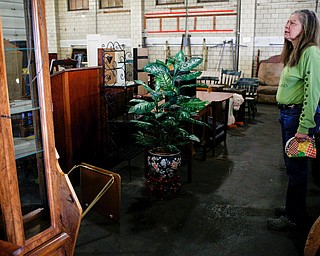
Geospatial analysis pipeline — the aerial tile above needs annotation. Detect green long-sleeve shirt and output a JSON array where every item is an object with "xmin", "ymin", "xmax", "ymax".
[{"xmin": 276, "ymin": 45, "xmax": 320, "ymax": 134}]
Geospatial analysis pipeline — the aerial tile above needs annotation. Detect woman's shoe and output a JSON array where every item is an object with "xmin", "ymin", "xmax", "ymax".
[{"xmin": 268, "ymin": 216, "xmax": 296, "ymax": 230}]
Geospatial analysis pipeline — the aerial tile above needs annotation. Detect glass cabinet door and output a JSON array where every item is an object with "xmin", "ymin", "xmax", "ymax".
[{"xmin": 0, "ymin": 0, "xmax": 50, "ymax": 240}]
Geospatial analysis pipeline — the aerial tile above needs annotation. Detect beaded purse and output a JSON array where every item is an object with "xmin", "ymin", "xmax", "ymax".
[{"xmin": 285, "ymin": 137, "xmax": 317, "ymax": 158}]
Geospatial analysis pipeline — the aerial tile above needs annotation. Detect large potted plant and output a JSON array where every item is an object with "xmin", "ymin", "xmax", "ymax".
[{"xmin": 128, "ymin": 50, "xmax": 208, "ymax": 193}]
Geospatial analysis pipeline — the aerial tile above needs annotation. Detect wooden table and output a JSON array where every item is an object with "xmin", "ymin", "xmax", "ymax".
[
  {"xmin": 199, "ymin": 88, "xmax": 246, "ymax": 124},
  {"xmin": 196, "ymin": 91, "xmax": 233, "ymax": 156},
  {"xmin": 196, "ymin": 91, "xmax": 233, "ymax": 102},
  {"xmin": 196, "ymin": 83, "xmax": 225, "ymax": 92},
  {"xmin": 185, "ymin": 91, "xmax": 233, "ymax": 183}
]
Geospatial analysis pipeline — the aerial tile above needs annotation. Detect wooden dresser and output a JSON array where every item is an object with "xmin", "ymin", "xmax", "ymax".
[{"xmin": 50, "ymin": 67, "xmax": 104, "ymax": 172}]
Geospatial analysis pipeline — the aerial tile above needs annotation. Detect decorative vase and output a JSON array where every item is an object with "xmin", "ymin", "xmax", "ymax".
[
  {"xmin": 147, "ymin": 149, "xmax": 181, "ymax": 179},
  {"xmin": 146, "ymin": 149, "xmax": 182, "ymax": 197}
]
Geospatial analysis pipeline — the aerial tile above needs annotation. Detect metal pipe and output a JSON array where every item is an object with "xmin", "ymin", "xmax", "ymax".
[
  {"xmin": 145, "ymin": 9, "xmax": 235, "ymax": 17},
  {"xmin": 184, "ymin": 0, "xmax": 189, "ymax": 47},
  {"xmin": 235, "ymin": 0, "xmax": 241, "ymax": 71},
  {"xmin": 95, "ymin": 0, "xmax": 98, "ymax": 34}
]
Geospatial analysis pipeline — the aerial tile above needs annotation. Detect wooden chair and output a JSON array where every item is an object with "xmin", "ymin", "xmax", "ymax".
[
  {"xmin": 219, "ymin": 69, "xmax": 242, "ymax": 88},
  {"xmin": 50, "ymin": 58, "xmax": 78, "ymax": 74},
  {"xmin": 233, "ymin": 77, "xmax": 259, "ymax": 122},
  {"xmin": 197, "ymin": 76, "xmax": 220, "ymax": 85},
  {"xmin": 196, "ymin": 71, "xmax": 220, "ymax": 92}
]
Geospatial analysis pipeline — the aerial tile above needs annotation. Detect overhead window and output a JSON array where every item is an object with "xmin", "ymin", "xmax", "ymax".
[
  {"xmin": 68, "ymin": 0, "xmax": 89, "ymax": 11},
  {"xmin": 100, "ymin": 0, "xmax": 123, "ymax": 8},
  {"xmin": 156, "ymin": 0, "xmax": 184, "ymax": 4},
  {"xmin": 197, "ymin": 0, "xmax": 227, "ymax": 2}
]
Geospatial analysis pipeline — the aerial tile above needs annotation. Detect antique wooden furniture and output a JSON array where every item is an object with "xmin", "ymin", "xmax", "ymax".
[
  {"xmin": 197, "ymin": 76, "xmax": 220, "ymax": 85},
  {"xmin": 50, "ymin": 67, "xmax": 104, "ymax": 172},
  {"xmin": 0, "ymin": 1, "xmax": 82, "ymax": 255},
  {"xmin": 49, "ymin": 58, "xmax": 78, "ymax": 74},
  {"xmin": 196, "ymin": 91, "xmax": 233, "ymax": 157},
  {"xmin": 233, "ymin": 77, "xmax": 260, "ymax": 122},
  {"xmin": 98, "ymin": 45, "xmax": 143, "ymax": 173},
  {"xmin": 256, "ymin": 55, "xmax": 283, "ymax": 104},
  {"xmin": 220, "ymin": 69, "xmax": 242, "ymax": 88},
  {"xmin": 180, "ymin": 91, "xmax": 232, "ymax": 183},
  {"xmin": 133, "ymin": 47, "xmax": 149, "ymax": 95}
]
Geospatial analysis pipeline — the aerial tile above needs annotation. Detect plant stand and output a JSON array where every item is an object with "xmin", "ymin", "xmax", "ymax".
[
  {"xmin": 145, "ymin": 173, "xmax": 181, "ymax": 198},
  {"xmin": 146, "ymin": 149, "xmax": 182, "ymax": 198}
]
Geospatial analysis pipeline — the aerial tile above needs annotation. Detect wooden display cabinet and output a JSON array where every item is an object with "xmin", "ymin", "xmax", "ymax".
[{"xmin": 0, "ymin": 1, "xmax": 82, "ymax": 255}]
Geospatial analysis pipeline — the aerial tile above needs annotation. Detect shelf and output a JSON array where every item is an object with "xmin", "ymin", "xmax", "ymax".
[
  {"xmin": 4, "ymin": 47, "xmax": 35, "ymax": 52},
  {"xmin": 14, "ymin": 136, "xmax": 43, "ymax": 160},
  {"xmin": 10, "ymin": 100, "xmax": 40, "ymax": 115}
]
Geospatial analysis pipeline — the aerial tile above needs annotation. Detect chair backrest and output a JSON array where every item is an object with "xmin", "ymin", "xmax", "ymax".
[
  {"xmin": 219, "ymin": 69, "xmax": 242, "ymax": 88},
  {"xmin": 233, "ymin": 78, "xmax": 259, "ymax": 97},
  {"xmin": 50, "ymin": 58, "xmax": 78, "ymax": 74}
]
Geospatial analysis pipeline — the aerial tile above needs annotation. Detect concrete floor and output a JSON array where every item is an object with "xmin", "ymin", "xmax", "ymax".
[{"xmin": 74, "ymin": 104, "xmax": 320, "ymax": 256}]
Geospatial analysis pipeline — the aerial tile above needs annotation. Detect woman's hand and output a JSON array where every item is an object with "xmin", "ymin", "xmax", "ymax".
[{"xmin": 295, "ymin": 132, "xmax": 310, "ymax": 142}]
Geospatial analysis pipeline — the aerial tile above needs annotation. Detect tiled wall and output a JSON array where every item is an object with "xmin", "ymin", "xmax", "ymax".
[{"xmin": 45, "ymin": 0, "xmax": 320, "ymax": 78}]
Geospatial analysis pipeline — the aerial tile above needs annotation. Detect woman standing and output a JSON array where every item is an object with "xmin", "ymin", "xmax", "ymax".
[{"xmin": 268, "ymin": 9, "xmax": 320, "ymax": 230}]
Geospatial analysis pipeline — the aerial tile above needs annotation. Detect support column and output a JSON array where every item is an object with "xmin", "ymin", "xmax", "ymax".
[
  {"xmin": 238, "ymin": 0, "xmax": 256, "ymax": 77},
  {"xmin": 45, "ymin": 0, "xmax": 60, "ymax": 55},
  {"xmin": 131, "ymin": 0, "xmax": 145, "ymax": 48}
]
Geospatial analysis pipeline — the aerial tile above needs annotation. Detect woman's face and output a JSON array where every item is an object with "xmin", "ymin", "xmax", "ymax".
[{"xmin": 284, "ymin": 13, "xmax": 303, "ymax": 44}]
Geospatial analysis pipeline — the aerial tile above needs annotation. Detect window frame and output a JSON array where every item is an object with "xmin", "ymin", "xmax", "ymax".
[
  {"xmin": 197, "ymin": 0, "xmax": 228, "ymax": 2},
  {"xmin": 68, "ymin": 0, "xmax": 89, "ymax": 11},
  {"xmin": 100, "ymin": 0, "xmax": 123, "ymax": 9},
  {"xmin": 156, "ymin": 0, "xmax": 185, "ymax": 5}
]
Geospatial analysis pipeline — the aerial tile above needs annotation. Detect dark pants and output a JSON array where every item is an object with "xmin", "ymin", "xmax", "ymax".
[{"xmin": 279, "ymin": 106, "xmax": 320, "ymax": 224}]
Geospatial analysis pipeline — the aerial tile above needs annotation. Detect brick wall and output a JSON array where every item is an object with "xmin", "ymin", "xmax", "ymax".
[{"xmin": 45, "ymin": 0, "xmax": 320, "ymax": 78}]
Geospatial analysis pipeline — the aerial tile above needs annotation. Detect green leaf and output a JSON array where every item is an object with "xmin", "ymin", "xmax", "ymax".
[
  {"xmin": 134, "ymin": 79, "xmax": 146, "ymax": 86},
  {"xmin": 176, "ymin": 110, "xmax": 191, "ymax": 120},
  {"xmin": 155, "ymin": 74, "xmax": 173, "ymax": 91},
  {"xmin": 187, "ymin": 117, "xmax": 210, "ymax": 128},
  {"xmin": 175, "ymin": 50, "xmax": 185, "ymax": 63},
  {"xmin": 187, "ymin": 134, "xmax": 201, "ymax": 143},
  {"xmin": 142, "ymin": 84, "xmax": 155, "ymax": 94},
  {"xmin": 180, "ymin": 83, "xmax": 207, "ymax": 89},
  {"xmin": 180, "ymin": 57, "xmax": 203, "ymax": 71},
  {"xmin": 176, "ymin": 71, "xmax": 202, "ymax": 81},
  {"xmin": 133, "ymin": 131, "xmax": 158, "ymax": 147},
  {"xmin": 149, "ymin": 91, "xmax": 164, "ymax": 102},
  {"xmin": 131, "ymin": 120, "xmax": 154, "ymax": 129},
  {"xmin": 143, "ymin": 61, "xmax": 170, "ymax": 77},
  {"xmin": 128, "ymin": 101, "xmax": 155, "ymax": 114},
  {"xmin": 128, "ymin": 50, "xmax": 208, "ymax": 153},
  {"xmin": 129, "ymin": 98, "xmax": 146, "ymax": 104},
  {"xmin": 176, "ymin": 96, "xmax": 208, "ymax": 111},
  {"xmin": 163, "ymin": 145, "xmax": 179, "ymax": 153},
  {"xmin": 175, "ymin": 128, "xmax": 200, "ymax": 143}
]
